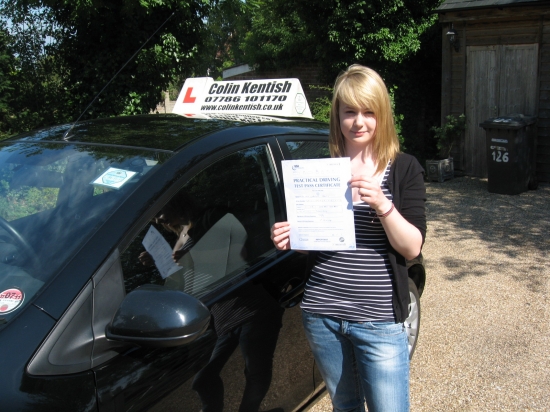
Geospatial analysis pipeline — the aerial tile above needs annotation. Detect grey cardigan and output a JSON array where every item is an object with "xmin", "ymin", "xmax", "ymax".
[{"xmin": 304, "ymin": 153, "xmax": 427, "ymax": 323}]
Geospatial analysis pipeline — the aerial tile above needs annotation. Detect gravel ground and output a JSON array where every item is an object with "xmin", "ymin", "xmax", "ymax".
[{"xmin": 308, "ymin": 176, "xmax": 550, "ymax": 411}]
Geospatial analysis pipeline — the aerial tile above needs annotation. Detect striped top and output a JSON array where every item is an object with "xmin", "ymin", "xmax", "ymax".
[{"xmin": 301, "ymin": 162, "xmax": 395, "ymax": 322}]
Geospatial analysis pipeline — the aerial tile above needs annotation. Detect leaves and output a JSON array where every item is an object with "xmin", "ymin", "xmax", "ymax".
[
  {"xmin": 0, "ymin": 0, "xmax": 209, "ymax": 135},
  {"xmin": 0, "ymin": 26, "xmax": 14, "ymax": 139},
  {"xmin": 432, "ymin": 114, "xmax": 466, "ymax": 158}
]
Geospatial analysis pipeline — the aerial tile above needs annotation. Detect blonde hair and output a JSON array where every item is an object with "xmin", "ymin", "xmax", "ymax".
[{"xmin": 329, "ymin": 64, "xmax": 400, "ymax": 174}]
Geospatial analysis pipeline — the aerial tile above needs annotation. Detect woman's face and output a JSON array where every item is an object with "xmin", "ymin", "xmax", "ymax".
[
  {"xmin": 338, "ymin": 103, "xmax": 377, "ymax": 148},
  {"xmin": 154, "ymin": 205, "xmax": 185, "ymax": 233}
]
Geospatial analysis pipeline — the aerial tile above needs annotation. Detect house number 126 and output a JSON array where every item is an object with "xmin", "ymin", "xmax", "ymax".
[{"xmin": 492, "ymin": 151, "xmax": 509, "ymax": 162}]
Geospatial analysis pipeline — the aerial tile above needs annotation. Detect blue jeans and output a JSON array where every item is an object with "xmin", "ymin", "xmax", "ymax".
[{"xmin": 302, "ymin": 310, "xmax": 409, "ymax": 412}]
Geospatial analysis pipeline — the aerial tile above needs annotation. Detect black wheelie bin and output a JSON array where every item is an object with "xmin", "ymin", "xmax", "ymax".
[{"xmin": 479, "ymin": 114, "xmax": 537, "ymax": 195}]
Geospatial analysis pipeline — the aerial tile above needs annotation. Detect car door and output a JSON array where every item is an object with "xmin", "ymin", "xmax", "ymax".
[{"xmin": 93, "ymin": 138, "xmax": 317, "ymax": 412}]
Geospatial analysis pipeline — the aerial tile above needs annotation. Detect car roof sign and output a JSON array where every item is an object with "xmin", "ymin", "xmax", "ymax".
[{"xmin": 172, "ymin": 77, "xmax": 313, "ymax": 120}]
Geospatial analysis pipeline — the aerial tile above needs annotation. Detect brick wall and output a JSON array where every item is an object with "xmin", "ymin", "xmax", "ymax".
[{"xmin": 153, "ymin": 92, "xmax": 176, "ymax": 114}]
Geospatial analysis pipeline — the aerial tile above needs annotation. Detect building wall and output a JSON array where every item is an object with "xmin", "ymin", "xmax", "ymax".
[
  {"xmin": 439, "ymin": 5, "xmax": 550, "ymax": 181},
  {"xmin": 540, "ymin": 22, "xmax": 550, "ymax": 182},
  {"xmin": 153, "ymin": 92, "xmax": 176, "ymax": 114}
]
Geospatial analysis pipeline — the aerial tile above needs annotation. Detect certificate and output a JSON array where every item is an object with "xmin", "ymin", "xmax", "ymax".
[
  {"xmin": 281, "ymin": 158, "xmax": 355, "ymax": 250},
  {"xmin": 142, "ymin": 225, "xmax": 181, "ymax": 279}
]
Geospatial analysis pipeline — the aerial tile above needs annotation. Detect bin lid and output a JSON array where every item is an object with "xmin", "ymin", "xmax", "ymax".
[{"xmin": 479, "ymin": 114, "xmax": 536, "ymax": 130}]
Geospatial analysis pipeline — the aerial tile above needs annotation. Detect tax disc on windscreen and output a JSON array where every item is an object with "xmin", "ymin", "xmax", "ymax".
[
  {"xmin": 91, "ymin": 167, "xmax": 137, "ymax": 189},
  {"xmin": 0, "ymin": 288, "xmax": 24, "ymax": 314}
]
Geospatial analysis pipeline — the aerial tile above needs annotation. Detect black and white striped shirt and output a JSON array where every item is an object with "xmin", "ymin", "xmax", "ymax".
[{"xmin": 301, "ymin": 163, "xmax": 395, "ymax": 322}]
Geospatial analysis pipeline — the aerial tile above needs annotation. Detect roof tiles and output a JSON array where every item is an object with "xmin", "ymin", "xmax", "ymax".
[{"xmin": 437, "ymin": 0, "xmax": 542, "ymax": 12}]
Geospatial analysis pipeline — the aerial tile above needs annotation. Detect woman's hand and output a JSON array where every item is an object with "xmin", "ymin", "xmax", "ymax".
[
  {"xmin": 349, "ymin": 175, "xmax": 392, "ymax": 214},
  {"xmin": 138, "ymin": 251, "xmax": 154, "ymax": 267},
  {"xmin": 270, "ymin": 221, "xmax": 292, "ymax": 250},
  {"xmin": 172, "ymin": 248, "xmax": 188, "ymax": 262}
]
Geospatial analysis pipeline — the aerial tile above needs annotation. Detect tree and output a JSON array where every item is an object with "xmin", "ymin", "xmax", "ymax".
[
  {"xmin": 240, "ymin": 2, "xmax": 316, "ymax": 71},
  {"xmin": 240, "ymin": 0, "xmax": 440, "ymax": 78},
  {"xmin": 0, "ymin": 26, "xmax": 14, "ymax": 139},
  {"xmin": 237, "ymin": 0, "xmax": 442, "ymax": 160},
  {"xmin": 193, "ymin": 0, "xmax": 253, "ymax": 80},
  {"xmin": 0, "ymin": 3, "xmax": 69, "ymax": 133},
  {"xmin": 195, "ymin": 0, "xmax": 317, "ymax": 79},
  {"xmin": 1, "ymin": 0, "xmax": 209, "ymax": 133}
]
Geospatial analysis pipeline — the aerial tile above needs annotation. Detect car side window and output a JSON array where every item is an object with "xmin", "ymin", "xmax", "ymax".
[
  {"xmin": 120, "ymin": 144, "xmax": 281, "ymax": 298},
  {"xmin": 286, "ymin": 140, "xmax": 330, "ymax": 159}
]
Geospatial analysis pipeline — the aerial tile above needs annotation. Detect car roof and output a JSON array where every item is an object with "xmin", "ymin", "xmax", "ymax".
[{"xmin": 5, "ymin": 114, "xmax": 327, "ymax": 152}]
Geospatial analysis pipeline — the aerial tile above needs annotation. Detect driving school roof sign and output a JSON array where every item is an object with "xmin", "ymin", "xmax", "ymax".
[{"xmin": 172, "ymin": 77, "xmax": 313, "ymax": 120}]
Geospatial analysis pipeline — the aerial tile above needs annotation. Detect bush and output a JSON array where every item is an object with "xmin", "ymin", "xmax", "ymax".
[{"xmin": 431, "ymin": 114, "xmax": 466, "ymax": 159}]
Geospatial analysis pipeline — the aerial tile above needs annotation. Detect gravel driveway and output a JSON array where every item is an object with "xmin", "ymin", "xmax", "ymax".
[{"xmin": 308, "ymin": 176, "xmax": 550, "ymax": 411}]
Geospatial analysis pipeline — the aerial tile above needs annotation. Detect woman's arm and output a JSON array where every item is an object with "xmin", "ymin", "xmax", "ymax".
[
  {"xmin": 377, "ymin": 204, "xmax": 423, "ymax": 260},
  {"xmin": 349, "ymin": 165, "xmax": 425, "ymax": 260}
]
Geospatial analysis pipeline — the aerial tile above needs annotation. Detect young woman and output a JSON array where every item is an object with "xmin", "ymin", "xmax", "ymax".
[
  {"xmin": 138, "ymin": 191, "xmax": 197, "ymax": 267},
  {"xmin": 271, "ymin": 65, "xmax": 426, "ymax": 412}
]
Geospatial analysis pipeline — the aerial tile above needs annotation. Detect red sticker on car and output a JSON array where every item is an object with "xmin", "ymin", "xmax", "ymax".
[{"xmin": 0, "ymin": 288, "xmax": 25, "ymax": 314}]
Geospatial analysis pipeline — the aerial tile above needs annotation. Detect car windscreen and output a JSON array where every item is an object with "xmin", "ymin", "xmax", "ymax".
[{"xmin": 0, "ymin": 142, "xmax": 169, "ymax": 327}]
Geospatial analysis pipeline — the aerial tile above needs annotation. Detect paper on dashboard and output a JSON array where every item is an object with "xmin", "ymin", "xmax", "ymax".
[{"xmin": 282, "ymin": 158, "xmax": 355, "ymax": 250}]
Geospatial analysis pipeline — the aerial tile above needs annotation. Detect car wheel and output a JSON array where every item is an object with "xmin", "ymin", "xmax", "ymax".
[{"xmin": 405, "ymin": 277, "xmax": 421, "ymax": 360}]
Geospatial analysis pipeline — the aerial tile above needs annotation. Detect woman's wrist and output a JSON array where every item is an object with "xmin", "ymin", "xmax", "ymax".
[{"xmin": 376, "ymin": 202, "xmax": 394, "ymax": 218}]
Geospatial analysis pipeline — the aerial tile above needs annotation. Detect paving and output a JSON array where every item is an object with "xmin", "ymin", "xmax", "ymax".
[{"xmin": 308, "ymin": 176, "xmax": 550, "ymax": 411}]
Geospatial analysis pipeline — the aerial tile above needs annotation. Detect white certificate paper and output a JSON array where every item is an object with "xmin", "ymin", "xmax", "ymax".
[
  {"xmin": 142, "ymin": 225, "xmax": 181, "ymax": 279},
  {"xmin": 282, "ymin": 158, "xmax": 355, "ymax": 250}
]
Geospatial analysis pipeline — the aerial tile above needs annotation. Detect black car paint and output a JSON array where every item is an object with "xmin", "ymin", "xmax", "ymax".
[
  {"xmin": 29, "ymin": 120, "xmax": 326, "ymax": 321},
  {"xmin": 0, "ymin": 116, "xmax": 328, "ymax": 411}
]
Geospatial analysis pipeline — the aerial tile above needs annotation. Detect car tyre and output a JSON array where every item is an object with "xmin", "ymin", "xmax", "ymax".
[{"xmin": 405, "ymin": 277, "xmax": 421, "ymax": 360}]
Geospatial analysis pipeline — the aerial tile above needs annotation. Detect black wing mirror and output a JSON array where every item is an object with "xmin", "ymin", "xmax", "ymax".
[{"xmin": 105, "ymin": 285, "xmax": 210, "ymax": 347}]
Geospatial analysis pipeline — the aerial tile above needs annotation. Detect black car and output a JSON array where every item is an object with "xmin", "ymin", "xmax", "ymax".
[{"xmin": 0, "ymin": 113, "xmax": 423, "ymax": 411}]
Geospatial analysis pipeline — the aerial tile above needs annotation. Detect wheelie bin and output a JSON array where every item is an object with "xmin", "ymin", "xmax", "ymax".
[{"xmin": 479, "ymin": 114, "xmax": 537, "ymax": 195}]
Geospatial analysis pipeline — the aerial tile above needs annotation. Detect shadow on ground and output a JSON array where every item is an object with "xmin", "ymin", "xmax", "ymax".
[{"xmin": 425, "ymin": 176, "xmax": 549, "ymax": 289}]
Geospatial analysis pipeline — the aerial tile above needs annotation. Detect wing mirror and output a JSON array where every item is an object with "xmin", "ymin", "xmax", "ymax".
[{"xmin": 105, "ymin": 285, "xmax": 210, "ymax": 347}]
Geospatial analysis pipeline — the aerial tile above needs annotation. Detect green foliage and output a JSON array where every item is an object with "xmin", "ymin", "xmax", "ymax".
[
  {"xmin": 241, "ymin": 4, "xmax": 317, "ymax": 71},
  {"xmin": 309, "ymin": 85, "xmax": 332, "ymax": 123},
  {"xmin": 0, "ymin": 0, "xmax": 209, "ymax": 136},
  {"xmin": 0, "ymin": 183, "xmax": 59, "ymax": 221},
  {"xmin": 0, "ymin": 3, "xmax": 69, "ymax": 135},
  {"xmin": 0, "ymin": 26, "xmax": 13, "ymax": 139},
  {"xmin": 310, "ymin": 95, "xmax": 331, "ymax": 124},
  {"xmin": 230, "ymin": 0, "xmax": 443, "ymax": 161},
  {"xmin": 167, "ymin": 81, "xmax": 181, "ymax": 101},
  {"xmin": 0, "ymin": 0, "xmax": 444, "ymax": 165},
  {"xmin": 237, "ymin": 0, "xmax": 441, "ymax": 77},
  {"xmin": 388, "ymin": 86, "xmax": 405, "ymax": 147},
  {"xmin": 384, "ymin": 21, "xmax": 442, "ymax": 163},
  {"xmin": 197, "ymin": 0, "xmax": 318, "ymax": 77},
  {"xmin": 121, "ymin": 92, "xmax": 146, "ymax": 116},
  {"xmin": 431, "ymin": 114, "xmax": 466, "ymax": 159},
  {"xmin": 193, "ymin": 0, "xmax": 256, "ymax": 80}
]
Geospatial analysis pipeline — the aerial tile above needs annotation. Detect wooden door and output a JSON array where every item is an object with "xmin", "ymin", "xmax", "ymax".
[
  {"xmin": 466, "ymin": 46, "xmax": 498, "ymax": 177},
  {"xmin": 499, "ymin": 44, "xmax": 538, "ymax": 116},
  {"xmin": 465, "ymin": 44, "xmax": 538, "ymax": 177}
]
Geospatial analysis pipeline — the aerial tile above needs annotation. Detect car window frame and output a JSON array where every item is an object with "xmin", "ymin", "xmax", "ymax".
[{"xmin": 116, "ymin": 136, "xmax": 288, "ymax": 305}]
